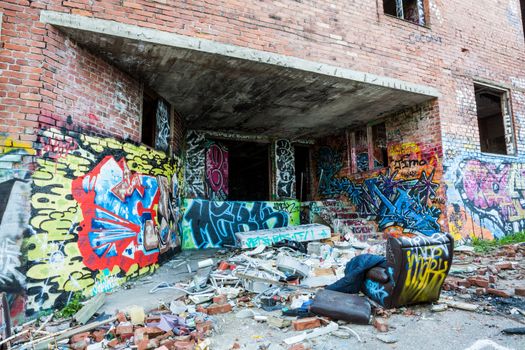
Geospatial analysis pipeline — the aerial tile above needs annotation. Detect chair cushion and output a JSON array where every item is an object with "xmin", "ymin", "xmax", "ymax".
[{"xmin": 366, "ymin": 267, "xmax": 389, "ymax": 283}]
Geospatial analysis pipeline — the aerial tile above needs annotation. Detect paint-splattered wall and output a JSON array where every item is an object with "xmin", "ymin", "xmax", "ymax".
[
  {"xmin": 22, "ymin": 128, "xmax": 183, "ymax": 317},
  {"xmin": 313, "ymin": 101, "xmax": 447, "ymax": 237},
  {"xmin": 180, "ymin": 199, "xmax": 300, "ymax": 249}
]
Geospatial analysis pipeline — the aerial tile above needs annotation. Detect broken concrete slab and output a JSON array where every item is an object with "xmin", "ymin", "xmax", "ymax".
[{"xmin": 236, "ymin": 224, "xmax": 331, "ymax": 249}]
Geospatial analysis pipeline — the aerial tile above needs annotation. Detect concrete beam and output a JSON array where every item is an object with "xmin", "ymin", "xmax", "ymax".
[{"xmin": 40, "ymin": 11, "xmax": 440, "ymax": 98}]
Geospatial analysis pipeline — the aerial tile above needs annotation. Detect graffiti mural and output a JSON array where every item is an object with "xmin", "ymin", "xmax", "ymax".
[
  {"xmin": 155, "ymin": 99, "xmax": 170, "ymax": 152},
  {"xmin": 205, "ymin": 142, "xmax": 228, "ymax": 201},
  {"xmin": 180, "ymin": 199, "xmax": 300, "ymax": 249},
  {"xmin": 274, "ymin": 139, "xmax": 295, "ymax": 199},
  {"xmin": 451, "ymin": 159, "xmax": 525, "ymax": 238},
  {"xmin": 185, "ymin": 131, "xmax": 206, "ymax": 198},
  {"xmin": 316, "ymin": 141, "xmax": 443, "ymax": 237},
  {"xmin": 25, "ymin": 127, "xmax": 182, "ymax": 316}
]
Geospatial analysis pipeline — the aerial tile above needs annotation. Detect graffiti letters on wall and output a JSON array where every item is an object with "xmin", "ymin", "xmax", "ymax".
[
  {"xmin": 448, "ymin": 159, "xmax": 525, "ymax": 239},
  {"xmin": 180, "ymin": 199, "xmax": 300, "ymax": 249},
  {"xmin": 274, "ymin": 140, "xmax": 296, "ymax": 199},
  {"xmin": 316, "ymin": 141, "xmax": 443, "ymax": 237},
  {"xmin": 185, "ymin": 131, "xmax": 206, "ymax": 198},
  {"xmin": 25, "ymin": 128, "xmax": 182, "ymax": 316},
  {"xmin": 205, "ymin": 142, "xmax": 228, "ymax": 201},
  {"xmin": 155, "ymin": 99, "xmax": 170, "ymax": 152}
]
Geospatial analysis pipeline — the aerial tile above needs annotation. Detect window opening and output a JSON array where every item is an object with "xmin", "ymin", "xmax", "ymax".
[
  {"xmin": 474, "ymin": 84, "xmax": 515, "ymax": 155},
  {"xmin": 383, "ymin": 0, "xmax": 426, "ymax": 26}
]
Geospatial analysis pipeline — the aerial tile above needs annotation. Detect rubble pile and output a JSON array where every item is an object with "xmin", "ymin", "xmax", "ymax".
[
  {"xmin": 3, "ymin": 239, "xmax": 525, "ymax": 350},
  {"xmin": 443, "ymin": 243, "xmax": 525, "ymax": 308}
]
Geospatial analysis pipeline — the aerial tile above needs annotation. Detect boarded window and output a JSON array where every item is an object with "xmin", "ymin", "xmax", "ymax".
[
  {"xmin": 474, "ymin": 84, "xmax": 515, "ymax": 155},
  {"xmin": 383, "ymin": 0, "xmax": 427, "ymax": 26}
]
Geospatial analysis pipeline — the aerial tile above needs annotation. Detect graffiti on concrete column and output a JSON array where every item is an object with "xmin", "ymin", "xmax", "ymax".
[
  {"xmin": 275, "ymin": 140, "xmax": 296, "ymax": 199},
  {"xmin": 0, "ymin": 137, "xmax": 34, "ymax": 292},
  {"xmin": 205, "ymin": 142, "xmax": 228, "ymax": 201},
  {"xmin": 185, "ymin": 131, "xmax": 206, "ymax": 198},
  {"xmin": 25, "ymin": 127, "xmax": 182, "ymax": 316},
  {"xmin": 455, "ymin": 159, "xmax": 525, "ymax": 237},
  {"xmin": 316, "ymin": 142, "xmax": 443, "ymax": 236},
  {"xmin": 180, "ymin": 199, "xmax": 300, "ymax": 249},
  {"xmin": 155, "ymin": 99, "xmax": 170, "ymax": 152}
]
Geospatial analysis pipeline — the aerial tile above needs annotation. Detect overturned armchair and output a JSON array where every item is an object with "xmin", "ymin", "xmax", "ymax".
[{"xmin": 323, "ymin": 233, "xmax": 454, "ymax": 309}]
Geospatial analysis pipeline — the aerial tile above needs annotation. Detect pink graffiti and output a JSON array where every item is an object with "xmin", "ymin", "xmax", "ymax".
[
  {"xmin": 40, "ymin": 136, "xmax": 78, "ymax": 159},
  {"xmin": 206, "ymin": 144, "xmax": 228, "ymax": 198},
  {"xmin": 460, "ymin": 160, "xmax": 518, "ymax": 221}
]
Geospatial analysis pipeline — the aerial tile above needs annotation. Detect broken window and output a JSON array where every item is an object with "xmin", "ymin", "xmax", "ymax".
[
  {"xmin": 351, "ymin": 122, "xmax": 389, "ymax": 173},
  {"xmin": 383, "ymin": 0, "xmax": 427, "ymax": 26},
  {"xmin": 474, "ymin": 83, "xmax": 515, "ymax": 155}
]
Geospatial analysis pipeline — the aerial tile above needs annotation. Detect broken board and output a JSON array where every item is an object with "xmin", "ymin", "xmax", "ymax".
[{"xmin": 236, "ymin": 224, "xmax": 331, "ymax": 249}]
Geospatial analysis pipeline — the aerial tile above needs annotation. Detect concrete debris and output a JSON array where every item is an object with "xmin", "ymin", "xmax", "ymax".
[{"xmin": 6, "ymin": 236, "xmax": 525, "ymax": 350}]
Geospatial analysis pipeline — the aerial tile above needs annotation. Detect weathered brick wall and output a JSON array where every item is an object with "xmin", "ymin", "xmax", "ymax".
[{"xmin": 1, "ymin": 0, "xmax": 142, "ymax": 147}]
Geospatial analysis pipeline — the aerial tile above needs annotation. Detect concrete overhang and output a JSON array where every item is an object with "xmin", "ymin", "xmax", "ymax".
[{"xmin": 40, "ymin": 11, "xmax": 440, "ymax": 139}]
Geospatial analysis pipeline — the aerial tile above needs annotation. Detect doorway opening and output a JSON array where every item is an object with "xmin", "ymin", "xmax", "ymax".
[
  {"xmin": 222, "ymin": 141, "xmax": 270, "ymax": 201},
  {"xmin": 295, "ymin": 146, "xmax": 311, "ymax": 201}
]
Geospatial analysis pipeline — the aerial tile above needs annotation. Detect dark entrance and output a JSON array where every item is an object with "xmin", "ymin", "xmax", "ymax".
[
  {"xmin": 295, "ymin": 146, "xmax": 311, "ymax": 201},
  {"xmin": 223, "ymin": 141, "xmax": 270, "ymax": 201}
]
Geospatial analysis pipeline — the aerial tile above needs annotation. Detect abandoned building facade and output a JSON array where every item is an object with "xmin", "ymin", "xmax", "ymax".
[{"xmin": 1, "ymin": 0, "xmax": 525, "ymax": 321}]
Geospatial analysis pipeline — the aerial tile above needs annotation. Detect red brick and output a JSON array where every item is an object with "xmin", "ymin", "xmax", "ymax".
[
  {"xmin": 292, "ymin": 317, "xmax": 321, "ymax": 331},
  {"xmin": 487, "ymin": 288, "xmax": 511, "ymax": 298},
  {"xmin": 116, "ymin": 322, "xmax": 134, "ymax": 339},
  {"xmin": 173, "ymin": 340, "xmax": 195, "ymax": 350},
  {"xmin": 373, "ymin": 318, "xmax": 389, "ymax": 332},
  {"xmin": 213, "ymin": 294, "xmax": 228, "ymax": 305},
  {"xmin": 467, "ymin": 277, "xmax": 489, "ymax": 288},
  {"xmin": 116, "ymin": 312, "xmax": 127, "ymax": 322},
  {"xmin": 495, "ymin": 262, "xmax": 512, "ymax": 270},
  {"xmin": 514, "ymin": 288, "xmax": 525, "ymax": 297},
  {"xmin": 206, "ymin": 303, "xmax": 232, "ymax": 315}
]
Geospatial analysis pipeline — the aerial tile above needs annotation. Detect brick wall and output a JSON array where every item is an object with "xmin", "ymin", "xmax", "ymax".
[{"xmin": 1, "ymin": 0, "xmax": 142, "ymax": 148}]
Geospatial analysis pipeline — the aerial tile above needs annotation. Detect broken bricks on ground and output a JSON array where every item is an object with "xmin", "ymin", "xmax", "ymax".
[{"xmin": 2, "ymin": 227, "xmax": 525, "ymax": 350}]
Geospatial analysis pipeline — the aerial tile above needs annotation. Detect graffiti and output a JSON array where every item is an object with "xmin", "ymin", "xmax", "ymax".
[
  {"xmin": 317, "ymin": 144, "xmax": 442, "ymax": 236},
  {"xmin": 408, "ymin": 33, "xmax": 442, "ymax": 45},
  {"xmin": 456, "ymin": 159, "xmax": 525, "ymax": 237},
  {"xmin": 38, "ymin": 134, "xmax": 78, "ymax": 159},
  {"xmin": 365, "ymin": 279, "xmax": 389, "ymax": 305},
  {"xmin": 181, "ymin": 199, "xmax": 300, "ymax": 249},
  {"xmin": 155, "ymin": 100, "xmax": 170, "ymax": 152},
  {"xmin": 399, "ymin": 243, "xmax": 450, "ymax": 305},
  {"xmin": 238, "ymin": 224, "xmax": 331, "ymax": 249},
  {"xmin": 205, "ymin": 143, "xmax": 228, "ymax": 201},
  {"xmin": 25, "ymin": 127, "xmax": 182, "ymax": 316},
  {"xmin": 0, "ymin": 138, "xmax": 34, "ymax": 293},
  {"xmin": 185, "ymin": 131, "xmax": 206, "ymax": 198},
  {"xmin": 0, "ymin": 238, "xmax": 24, "ymax": 286},
  {"xmin": 72, "ymin": 156, "xmax": 170, "ymax": 272},
  {"xmin": 274, "ymin": 140, "xmax": 295, "ymax": 199}
]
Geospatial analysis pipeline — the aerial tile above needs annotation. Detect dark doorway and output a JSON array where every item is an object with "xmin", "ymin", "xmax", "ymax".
[
  {"xmin": 223, "ymin": 141, "xmax": 270, "ymax": 201},
  {"xmin": 295, "ymin": 146, "xmax": 310, "ymax": 201}
]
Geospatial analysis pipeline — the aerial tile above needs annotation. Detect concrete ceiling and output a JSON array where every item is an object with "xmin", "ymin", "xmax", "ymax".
[{"xmin": 42, "ymin": 12, "xmax": 439, "ymax": 140}]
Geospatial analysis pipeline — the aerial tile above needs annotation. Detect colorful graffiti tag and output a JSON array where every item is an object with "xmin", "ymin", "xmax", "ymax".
[
  {"xmin": 180, "ymin": 199, "xmax": 300, "ymax": 249},
  {"xmin": 25, "ymin": 128, "xmax": 182, "ymax": 316},
  {"xmin": 316, "ymin": 144, "xmax": 442, "ymax": 236},
  {"xmin": 205, "ymin": 142, "xmax": 228, "ymax": 201},
  {"xmin": 274, "ymin": 139, "xmax": 295, "ymax": 199},
  {"xmin": 155, "ymin": 99, "xmax": 170, "ymax": 152},
  {"xmin": 452, "ymin": 159, "xmax": 525, "ymax": 238}
]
